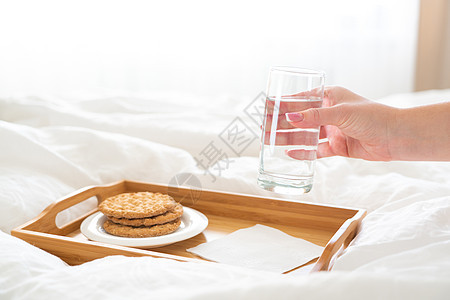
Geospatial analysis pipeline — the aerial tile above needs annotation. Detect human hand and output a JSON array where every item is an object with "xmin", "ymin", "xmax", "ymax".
[{"xmin": 284, "ymin": 86, "xmax": 398, "ymax": 161}]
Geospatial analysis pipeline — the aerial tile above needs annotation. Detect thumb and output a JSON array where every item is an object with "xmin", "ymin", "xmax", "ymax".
[{"xmin": 285, "ymin": 106, "xmax": 344, "ymax": 128}]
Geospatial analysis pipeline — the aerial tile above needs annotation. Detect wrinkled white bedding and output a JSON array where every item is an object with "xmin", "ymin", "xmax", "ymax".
[{"xmin": 1, "ymin": 89, "xmax": 449, "ymax": 299}]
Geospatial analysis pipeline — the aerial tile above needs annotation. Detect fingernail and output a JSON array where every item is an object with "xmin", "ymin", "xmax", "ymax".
[{"xmin": 285, "ymin": 112, "xmax": 304, "ymax": 122}]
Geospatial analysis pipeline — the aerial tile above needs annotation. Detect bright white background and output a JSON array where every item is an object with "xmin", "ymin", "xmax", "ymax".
[{"xmin": 0, "ymin": 0, "xmax": 419, "ymax": 101}]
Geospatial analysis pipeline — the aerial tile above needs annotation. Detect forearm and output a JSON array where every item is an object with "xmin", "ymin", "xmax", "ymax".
[{"xmin": 389, "ymin": 102, "xmax": 450, "ymax": 161}]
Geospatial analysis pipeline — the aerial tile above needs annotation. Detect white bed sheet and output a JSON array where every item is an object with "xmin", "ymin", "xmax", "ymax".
[{"xmin": 0, "ymin": 89, "xmax": 449, "ymax": 299}]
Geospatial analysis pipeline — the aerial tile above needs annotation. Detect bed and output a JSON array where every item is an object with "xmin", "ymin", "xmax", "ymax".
[{"xmin": 1, "ymin": 89, "xmax": 449, "ymax": 299}]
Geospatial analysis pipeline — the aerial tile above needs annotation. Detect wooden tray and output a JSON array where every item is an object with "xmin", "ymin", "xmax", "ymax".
[{"xmin": 12, "ymin": 180, "xmax": 366, "ymax": 273}]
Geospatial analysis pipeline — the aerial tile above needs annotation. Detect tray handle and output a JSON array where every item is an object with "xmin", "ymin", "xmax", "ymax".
[
  {"xmin": 312, "ymin": 209, "xmax": 366, "ymax": 272},
  {"xmin": 17, "ymin": 181, "xmax": 126, "ymax": 235}
]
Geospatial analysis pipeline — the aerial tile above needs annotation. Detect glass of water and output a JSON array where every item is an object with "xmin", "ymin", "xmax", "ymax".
[{"xmin": 257, "ymin": 67, "xmax": 325, "ymax": 195}]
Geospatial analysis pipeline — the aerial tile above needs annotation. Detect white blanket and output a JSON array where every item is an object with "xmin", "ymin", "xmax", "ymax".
[{"xmin": 1, "ymin": 90, "xmax": 449, "ymax": 299}]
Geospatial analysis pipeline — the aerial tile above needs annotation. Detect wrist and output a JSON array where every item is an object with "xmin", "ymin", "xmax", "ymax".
[
  {"xmin": 388, "ymin": 103, "xmax": 450, "ymax": 161},
  {"xmin": 386, "ymin": 107, "xmax": 405, "ymax": 160}
]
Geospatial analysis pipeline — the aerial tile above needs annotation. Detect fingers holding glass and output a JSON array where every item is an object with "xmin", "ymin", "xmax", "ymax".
[
  {"xmin": 265, "ymin": 97, "xmax": 322, "ymax": 116},
  {"xmin": 263, "ymin": 130, "xmax": 320, "ymax": 146}
]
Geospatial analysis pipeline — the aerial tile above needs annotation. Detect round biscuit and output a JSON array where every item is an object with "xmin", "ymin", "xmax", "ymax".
[
  {"xmin": 108, "ymin": 203, "xmax": 183, "ymax": 226},
  {"xmin": 102, "ymin": 218, "xmax": 181, "ymax": 238},
  {"xmin": 99, "ymin": 192, "xmax": 177, "ymax": 219}
]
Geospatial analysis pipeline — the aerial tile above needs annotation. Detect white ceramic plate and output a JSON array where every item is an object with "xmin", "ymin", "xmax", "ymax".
[{"xmin": 80, "ymin": 207, "xmax": 208, "ymax": 248}]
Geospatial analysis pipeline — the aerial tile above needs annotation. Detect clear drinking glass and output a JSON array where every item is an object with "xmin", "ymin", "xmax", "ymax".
[{"xmin": 257, "ymin": 67, "xmax": 325, "ymax": 194}]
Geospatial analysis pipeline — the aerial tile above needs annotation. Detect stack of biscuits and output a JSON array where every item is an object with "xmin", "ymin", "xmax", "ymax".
[{"xmin": 98, "ymin": 192, "xmax": 183, "ymax": 238}]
